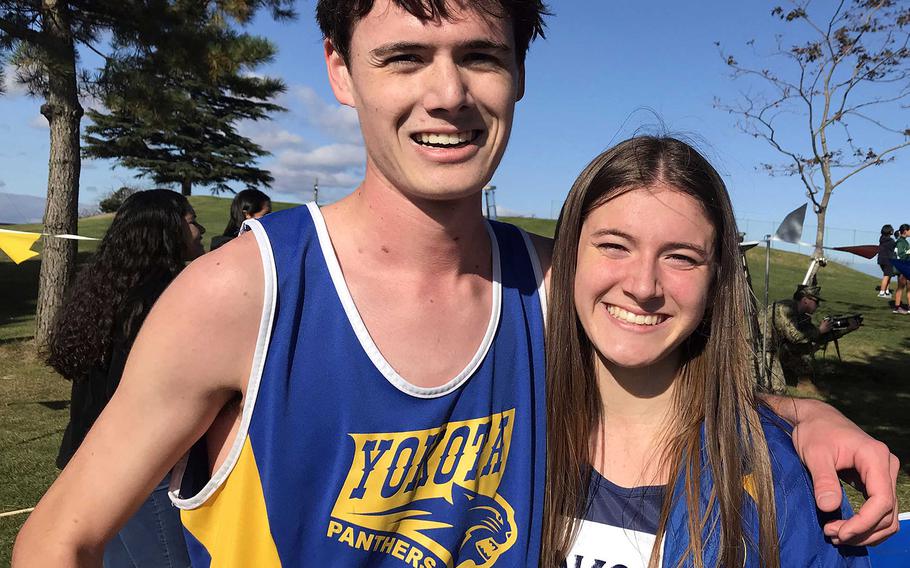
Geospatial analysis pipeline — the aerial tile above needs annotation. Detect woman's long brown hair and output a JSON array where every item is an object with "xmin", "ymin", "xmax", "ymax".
[{"xmin": 540, "ymin": 137, "xmax": 780, "ymax": 568}]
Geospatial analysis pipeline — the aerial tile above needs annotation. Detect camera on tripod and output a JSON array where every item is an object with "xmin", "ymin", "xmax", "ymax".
[{"xmin": 825, "ymin": 313, "xmax": 863, "ymax": 330}]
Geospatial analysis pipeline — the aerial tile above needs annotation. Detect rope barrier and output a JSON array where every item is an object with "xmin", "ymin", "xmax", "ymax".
[{"xmin": 0, "ymin": 507, "xmax": 34, "ymax": 518}]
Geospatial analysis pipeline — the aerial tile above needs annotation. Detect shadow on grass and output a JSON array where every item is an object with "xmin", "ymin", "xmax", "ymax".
[
  {"xmin": 815, "ymin": 335, "xmax": 910, "ymax": 477},
  {"xmin": 12, "ymin": 428, "xmax": 66, "ymax": 446},
  {"xmin": 0, "ymin": 252, "xmax": 94, "ymax": 336},
  {"xmin": 0, "ymin": 335, "xmax": 33, "ymax": 346},
  {"xmin": 0, "ymin": 259, "xmax": 40, "ymax": 329},
  {"xmin": 5, "ymin": 400, "xmax": 69, "ymax": 411}
]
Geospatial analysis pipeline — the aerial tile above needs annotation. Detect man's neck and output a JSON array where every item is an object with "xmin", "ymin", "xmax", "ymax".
[
  {"xmin": 317, "ymin": 177, "xmax": 495, "ymax": 388},
  {"xmin": 323, "ymin": 180, "xmax": 491, "ymax": 277}
]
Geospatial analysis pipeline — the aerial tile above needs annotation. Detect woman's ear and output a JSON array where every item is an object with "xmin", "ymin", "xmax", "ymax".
[{"xmin": 325, "ymin": 39, "xmax": 355, "ymax": 108}]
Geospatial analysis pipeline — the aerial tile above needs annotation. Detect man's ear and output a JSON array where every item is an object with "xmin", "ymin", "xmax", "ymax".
[
  {"xmin": 516, "ymin": 63, "xmax": 525, "ymax": 102},
  {"xmin": 325, "ymin": 39, "xmax": 355, "ymax": 107}
]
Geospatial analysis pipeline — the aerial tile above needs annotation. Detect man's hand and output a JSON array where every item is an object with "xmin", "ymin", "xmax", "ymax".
[{"xmin": 772, "ymin": 396, "xmax": 901, "ymax": 546}]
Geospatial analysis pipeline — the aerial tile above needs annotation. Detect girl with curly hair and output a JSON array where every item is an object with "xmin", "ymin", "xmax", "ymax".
[{"xmin": 47, "ymin": 189, "xmax": 204, "ymax": 567}]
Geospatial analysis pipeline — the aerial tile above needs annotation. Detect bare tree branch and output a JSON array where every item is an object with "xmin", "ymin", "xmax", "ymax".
[
  {"xmin": 832, "ymin": 140, "xmax": 910, "ymax": 188},
  {"xmin": 717, "ymin": 0, "xmax": 910, "ymax": 255}
]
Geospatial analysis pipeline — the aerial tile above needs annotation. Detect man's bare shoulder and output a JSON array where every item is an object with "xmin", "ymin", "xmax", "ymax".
[
  {"xmin": 179, "ymin": 232, "xmax": 262, "ymax": 299},
  {"xmin": 131, "ymin": 231, "xmax": 265, "ymax": 393},
  {"xmin": 526, "ymin": 232, "xmax": 553, "ymax": 287}
]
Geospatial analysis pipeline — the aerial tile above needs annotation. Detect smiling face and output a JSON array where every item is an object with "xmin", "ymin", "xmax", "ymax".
[
  {"xmin": 325, "ymin": 0, "xmax": 523, "ymax": 202},
  {"xmin": 573, "ymin": 184, "xmax": 716, "ymax": 371}
]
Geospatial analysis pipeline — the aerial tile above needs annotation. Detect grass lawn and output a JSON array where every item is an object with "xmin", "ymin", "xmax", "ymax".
[{"xmin": 1, "ymin": 203, "xmax": 907, "ymax": 563}]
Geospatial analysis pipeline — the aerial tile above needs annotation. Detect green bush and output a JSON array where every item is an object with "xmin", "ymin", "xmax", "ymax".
[{"xmin": 98, "ymin": 186, "xmax": 138, "ymax": 213}]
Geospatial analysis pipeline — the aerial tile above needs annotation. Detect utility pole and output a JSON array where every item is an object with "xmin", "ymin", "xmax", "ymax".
[
  {"xmin": 313, "ymin": 178, "xmax": 319, "ymax": 205},
  {"xmin": 483, "ymin": 184, "xmax": 497, "ymax": 220}
]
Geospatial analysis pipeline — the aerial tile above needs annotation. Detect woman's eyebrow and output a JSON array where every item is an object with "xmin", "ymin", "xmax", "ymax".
[
  {"xmin": 590, "ymin": 229, "xmax": 710, "ymax": 256},
  {"xmin": 590, "ymin": 228, "xmax": 633, "ymax": 240},
  {"xmin": 663, "ymin": 241, "xmax": 709, "ymax": 256}
]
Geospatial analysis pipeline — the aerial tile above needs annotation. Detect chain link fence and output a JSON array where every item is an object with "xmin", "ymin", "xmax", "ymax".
[{"xmin": 737, "ymin": 217, "xmax": 882, "ymax": 278}]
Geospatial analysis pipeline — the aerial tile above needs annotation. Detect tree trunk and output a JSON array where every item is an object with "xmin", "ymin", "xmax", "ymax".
[
  {"xmin": 813, "ymin": 206, "xmax": 827, "ymax": 259},
  {"xmin": 35, "ymin": 0, "xmax": 83, "ymax": 348},
  {"xmin": 181, "ymin": 179, "xmax": 191, "ymax": 196},
  {"xmin": 813, "ymin": 181, "xmax": 834, "ymax": 259}
]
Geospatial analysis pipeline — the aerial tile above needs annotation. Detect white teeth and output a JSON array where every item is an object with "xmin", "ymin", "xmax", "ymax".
[
  {"xmin": 416, "ymin": 131, "xmax": 473, "ymax": 146},
  {"xmin": 606, "ymin": 305, "xmax": 665, "ymax": 326}
]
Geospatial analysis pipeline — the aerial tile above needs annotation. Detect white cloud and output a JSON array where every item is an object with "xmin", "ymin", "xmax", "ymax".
[
  {"xmin": 224, "ymin": 85, "xmax": 367, "ymax": 201},
  {"xmin": 290, "ymin": 86, "xmax": 362, "ymax": 144},
  {"xmin": 2, "ymin": 64, "xmax": 29, "ymax": 97},
  {"xmin": 276, "ymin": 144, "xmax": 364, "ymax": 172},
  {"xmin": 237, "ymin": 120, "xmax": 305, "ymax": 151},
  {"xmin": 269, "ymin": 142, "xmax": 365, "ymax": 201},
  {"xmin": 79, "ymin": 91, "xmax": 106, "ymax": 114},
  {"xmin": 257, "ymin": 128, "xmax": 304, "ymax": 149},
  {"xmin": 272, "ymin": 168, "xmax": 362, "ymax": 197}
]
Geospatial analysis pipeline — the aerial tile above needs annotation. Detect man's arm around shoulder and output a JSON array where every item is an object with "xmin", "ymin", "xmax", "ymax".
[
  {"xmin": 13, "ymin": 234, "xmax": 264, "ymax": 567},
  {"xmin": 763, "ymin": 394, "xmax": 900, "ymax": 546}
]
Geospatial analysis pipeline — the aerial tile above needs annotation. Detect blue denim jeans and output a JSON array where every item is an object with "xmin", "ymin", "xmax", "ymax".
[{"xmin": 103, "ymin": 477, "xmax": 190, "ymax": 568}]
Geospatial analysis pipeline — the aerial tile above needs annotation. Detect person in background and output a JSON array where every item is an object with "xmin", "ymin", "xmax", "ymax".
[
  {"xmin": 892, "ymin": 224, "xmax": 909, "ymax": 315},
  {"xmin": 542, "ymin": 137, "xmax": 868, "ymax": 568},
  {"xmin": 877, "ymin": 224, "xmax": 895, "ymax": 298},
  {"xmin": 209, "ymin": 189, "xmax": 271, "ymax": 251},
  {"xmin": 762, "ymin": 283, "xmax": 859, "ymax": 395},
  {"xmin": 46, "ymin": 189, "xmax": 204, "ymax": 567}
]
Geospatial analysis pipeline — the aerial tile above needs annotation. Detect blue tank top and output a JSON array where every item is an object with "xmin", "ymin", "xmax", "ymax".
[{"xmin": 170, "ymin": 203, "xmax": 547, "ymax": 567}]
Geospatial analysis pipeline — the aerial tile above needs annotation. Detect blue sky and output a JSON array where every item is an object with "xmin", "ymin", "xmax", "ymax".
[{"xmin": 1, "ymin": 1, "xmax": 907, "ymax": 260}]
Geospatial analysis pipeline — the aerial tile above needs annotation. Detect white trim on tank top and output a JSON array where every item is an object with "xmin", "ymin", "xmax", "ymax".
[
  {"xmin": 307, "ymin": 201, "xmax": 502, "ymax": 399},
  {"xmin": 167, "ymin": 205, "xmax": 547, "ymax": 507},
  {"xmin": 518, "ymin": 228, "xmax": 548, "ymax": 323},
  {"xmin": 169, "ymin": 216, "xmax": 278, "ymax": 509}
]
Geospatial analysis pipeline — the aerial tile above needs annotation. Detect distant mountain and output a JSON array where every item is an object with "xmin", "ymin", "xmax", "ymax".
[
  {"xmin": 0, "ymin": 192, "xmax": 46, "ymax": 225},
  {"xmin": 0, "ymin": 192, "xmax": 95, "ymax": 225}
]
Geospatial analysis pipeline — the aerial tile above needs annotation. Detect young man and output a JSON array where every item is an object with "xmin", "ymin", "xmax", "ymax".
[{"xmin": 14, "ymin": 1, "xmax": 899, "ymax": 566}]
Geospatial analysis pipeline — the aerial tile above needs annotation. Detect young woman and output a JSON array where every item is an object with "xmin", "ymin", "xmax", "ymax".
[
  {"xmin": 541, "ymin": 137, "xmax": 868, "ymax": 567},
  {"xmin": 209, "ymin": 188, "xmax": 271, "ymax": 251},
  {"xmin": 892, "ymin": 224, "xmax": 909, "ymax": 315},
  {"xmin": 877, "ymin": 224, "xmax": 896, "ymax": 298},
  {"xmin": 47, "ymin": 189, "xmax": 204, "ymax": 567}
]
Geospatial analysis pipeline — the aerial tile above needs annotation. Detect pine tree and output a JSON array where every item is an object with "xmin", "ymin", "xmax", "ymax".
[{"xmin": 84, "ymin": 25, "xmax": 286, "ymax": 196}]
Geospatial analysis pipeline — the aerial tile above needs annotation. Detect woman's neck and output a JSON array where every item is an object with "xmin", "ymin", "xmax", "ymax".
[{"xmin": 591, "ymin": 353, "xmax": 679, "ymax": 488}]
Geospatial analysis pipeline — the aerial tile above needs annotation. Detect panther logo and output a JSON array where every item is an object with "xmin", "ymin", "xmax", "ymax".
[
  {"xmin": 354, "ymin": 483, "xmax": 516, "ymax": 568},
  {"xmin": 456, "ymin": 486, "xmax": 515, "ymax": 567},
  {"xmin": 331, "ymin": 412, "xmax": 517, "ymax": 567}
]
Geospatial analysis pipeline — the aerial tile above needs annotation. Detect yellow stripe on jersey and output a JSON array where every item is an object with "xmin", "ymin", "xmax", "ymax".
[
  {"xmin": 181, "ymin": 437, "xmax": 282, "ymax": 567},
  {"xmin": 743, "ymin": 473, "xmax": 758, "ymax": 503}
]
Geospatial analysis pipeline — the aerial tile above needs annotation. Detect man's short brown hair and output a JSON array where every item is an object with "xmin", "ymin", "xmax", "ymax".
[{"xmin": 316, "ymin": 0, "xmax": 549, "ymax": 65}]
